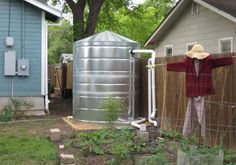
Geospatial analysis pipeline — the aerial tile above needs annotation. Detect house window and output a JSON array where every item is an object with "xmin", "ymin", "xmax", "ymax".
[
  {"xmin": 219, "ymin": 37, "xmax": 233, "ymax": 53},
  {"xmin": 192, "ymin": 2, "xmax": 199, "ymax": 15},
  {"xmin": 164, "ymin": 45, "xmax": 173, "ymax": 56},
  {"xmin": 186, "ymin": 42, "xmax": 197, "ymax": 51}
]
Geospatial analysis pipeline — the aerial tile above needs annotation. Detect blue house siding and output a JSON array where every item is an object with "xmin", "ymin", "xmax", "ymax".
[{"xmin": 0, "ymin": 0, "xmax": 42, "ymax": 96}]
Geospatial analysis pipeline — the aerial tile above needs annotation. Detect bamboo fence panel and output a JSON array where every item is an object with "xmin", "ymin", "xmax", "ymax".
[{"xmin": 140, "ymin": 54, "xmax": 236, "ymax": 149}]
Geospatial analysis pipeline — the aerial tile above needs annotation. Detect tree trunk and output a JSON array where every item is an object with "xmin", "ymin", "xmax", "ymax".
[
  {"xmin": 65, "ymin": 0, "xmax": 86, "ymax": 41},
  {"xmin": 85, "ymin": 0, "xmax": 105, "ymax": 37},
  {"xmin": 65, "ymin": 0, "xmax": 105, "ymax": 41}
]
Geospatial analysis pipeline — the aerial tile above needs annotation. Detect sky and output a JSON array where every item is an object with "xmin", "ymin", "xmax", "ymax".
[{"xmin": 132, "ymin": 0, "xmax": 145, "ymax": 5}]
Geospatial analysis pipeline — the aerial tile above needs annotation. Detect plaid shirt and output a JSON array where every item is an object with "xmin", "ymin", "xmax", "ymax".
[{"xmin": 167, "ymin": 55, "xmax": 233, "ymax": 97}]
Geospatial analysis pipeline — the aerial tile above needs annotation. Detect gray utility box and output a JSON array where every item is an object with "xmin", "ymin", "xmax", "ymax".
[
  {"xmin": 17, "ymin": 59, "xmax": 29, "ymax": 76},
  {"xmin": 4, "ymin": 51, "xmax": 16, "ymax": 76}
]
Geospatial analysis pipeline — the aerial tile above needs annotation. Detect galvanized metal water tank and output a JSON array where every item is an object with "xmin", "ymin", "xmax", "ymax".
[{"xmin": 73, "ymin": 31, "xmax": 140, "ymax": 122}]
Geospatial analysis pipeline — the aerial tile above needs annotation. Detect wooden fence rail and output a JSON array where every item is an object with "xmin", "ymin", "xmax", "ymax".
[
  {"xmin": 48, "ymin": 62, "xmax": 73, "ymax": 98},
  {"xmin": 140, "ymin": 54, "xmax": 236, "ymax": 149}
]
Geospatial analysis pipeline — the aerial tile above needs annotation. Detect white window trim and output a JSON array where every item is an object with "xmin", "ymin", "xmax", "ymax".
[
  {"xmin": 186, "ymin": 42, "xmax": 198, "ymax": 52},
  {"xmin": 191, "ymin": 2, "xmax": 199, "ymax": 15},
  {"xmin": 164, "ymin": 44, "xmax": 173, "ymax": 56},
  {"xmin": 218, "ymin": 37, "xmax": 233, "ymax": 53}
]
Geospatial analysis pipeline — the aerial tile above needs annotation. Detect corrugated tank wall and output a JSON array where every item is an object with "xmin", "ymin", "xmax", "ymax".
[{"xmin": 73, "ymin": 31, "xmax": 140, "ymax": 122}]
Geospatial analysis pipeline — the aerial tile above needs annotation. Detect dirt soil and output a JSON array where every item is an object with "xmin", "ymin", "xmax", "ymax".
[
  {"xmin": 49, "ymin": 91, "xmax": 73, "ymax": 117},
  {"xmin": 0, "ymin": 92, "xmax": 178, "ymax": 165},
  {"xmin": 47, "ymin": 93, "xmax": 178, "ymax": 165}
]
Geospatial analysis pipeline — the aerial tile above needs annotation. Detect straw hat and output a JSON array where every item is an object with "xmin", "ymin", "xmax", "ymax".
[{"xmin": 185, "ymin": 44, "xmax": 210, "ymax": 59}]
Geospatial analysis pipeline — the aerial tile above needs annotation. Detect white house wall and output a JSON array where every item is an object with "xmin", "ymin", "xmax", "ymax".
[{"xmin": 155, "ymin": 2, "xmax": 236, "ymax": 56}]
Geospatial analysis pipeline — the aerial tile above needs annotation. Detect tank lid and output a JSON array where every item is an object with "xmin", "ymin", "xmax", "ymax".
[{"xmin": 74, "ymin": 31, "xmax": 139, "ymax": 47}]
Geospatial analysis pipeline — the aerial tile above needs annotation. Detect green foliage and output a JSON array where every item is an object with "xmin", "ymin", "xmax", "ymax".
[
  {"xmin": 184, "ymin": 145, "xmax": 221, "ymax": 156},
  {"xmin": 48, "ymin": 20, "xmax": 73, "ymax": 64},
  {"xmin": 110, "ymin": 129, "xmax": 135, "ymax": 160},
  {"xmin": 179, "ymin": 136, "xmax": 198, "ymax": 153},
  {"xmin": 96, "ymin": 0, "xmax": 175, "ymax": 47},
  {"xmin": 79, "ymin": 130, "xmax": 108, "ymax": 155},
  {"xmin": 0, "ymin": 105, "xmax": 13, "ymax": 122},
  {"xmin": 160, "ymin": 129, "xmax": 183, "ymax": 141},
  {"xmin": 137, "ymin": 140, "xmax": 169, "ymax": 165},
  {"xmin": 48, "ymin": 0, "xmax": 175, "ymax": 49},
  {"xmin": 138, "ymin": 153, "xmax": 169, "ymax": 165},
  {"xmin": 78, "ymin": 128, "xmax": 136, "ymax": 160},
  {"xmin": 0, "ymin": 135, "xmax": 57, "ymax": 164},
  {"xmin": 102, "ymin": 97, "xmax": 125, "ymax": 127},
  {"xmin": 224, "ymin": 149, "xmax": 236, "ymax": 164}
]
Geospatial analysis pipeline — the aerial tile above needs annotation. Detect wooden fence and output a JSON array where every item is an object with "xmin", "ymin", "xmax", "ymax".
[
  {"xmin": 48, "ymin": 62, "xmax": 73, "ymax": 98},
  {"xmin": 48, "ymin": 64, "xmax": 62, "ymax": 91},
  {"xmin": 140, "ymin": 54, "xmax": 236, "ymax": 149}
]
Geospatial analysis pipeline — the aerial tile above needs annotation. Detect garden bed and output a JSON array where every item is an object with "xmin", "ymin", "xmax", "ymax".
[{"xmin": 1, "ymin": 95, "xmax": 236, "ymax": 164}]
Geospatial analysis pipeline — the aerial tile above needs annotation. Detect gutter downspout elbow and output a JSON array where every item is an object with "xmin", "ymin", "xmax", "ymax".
[{"xmin": 131, "ymin": 118, "xmax": 146, "ymax": 131}]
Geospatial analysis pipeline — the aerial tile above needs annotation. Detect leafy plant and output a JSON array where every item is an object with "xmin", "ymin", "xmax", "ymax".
[
  {"xmin": 160, "ymin": 129, "xmax": 182, "ymax": 141},
  {"xmin": 0, "ymin": 98, "xmax": 33, "ymax": 122},
  {"xmin": 110, "ymin": 129, "xmax": 135, "ymax": 160},
  {"xmin": 11, "ymin": 98, "xmax": 33, "ymax": 119},
  {"xmin": 0, "ymin": 105, "xmax": 13, "ymax": 122},
  {"xmin": 78, "ymin": 130, "xmax": 108, "ymax": 155},
  {"xmin": 77, "ymin": 128, "xmax": 136, "ymax": 160},
  {"xmin": 179, "ymin": 137, "xmax": 224, "ymax": 164},
  {"xmin": 138, "ymin": 141, "xmax": 169, "ymax": 165},
  {"xmin": 224, "ymin": 149, "xmax": 236, "ymax": 164},
  {"xmin": 102, "ymin": 97, "xmax": 125, "ymax": 128}
]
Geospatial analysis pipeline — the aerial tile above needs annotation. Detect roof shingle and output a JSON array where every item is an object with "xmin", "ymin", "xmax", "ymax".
[{"xmin": 202, "ymin": 0, "xmax": 236, "ymax": 18}]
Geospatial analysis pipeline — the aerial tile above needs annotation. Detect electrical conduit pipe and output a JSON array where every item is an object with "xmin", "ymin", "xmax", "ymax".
[{"xmin": 130, "ymin": 49, "xmax": 158, "ymax": 128}]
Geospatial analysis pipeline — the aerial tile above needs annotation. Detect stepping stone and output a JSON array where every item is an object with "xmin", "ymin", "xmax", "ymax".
[
  {"xmin": 50, "ymin": 128, "xmax": 62, "ymax": 142},
  {"xmin": 60, "ymin": 153, "xmax": 75, "ymax": 165}
]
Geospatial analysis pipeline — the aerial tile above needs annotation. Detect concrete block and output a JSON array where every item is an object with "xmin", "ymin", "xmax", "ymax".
[
  {"xmin": 136, "ymin": 130, "xmax": 149, "ymax": 142},
  {"xmin": 60, "ymin": 154, "xmax": 75, "ymax": 164},
  {"xmin": 50, "ymin": 128, "xmax": 62, "ymax": 142}
]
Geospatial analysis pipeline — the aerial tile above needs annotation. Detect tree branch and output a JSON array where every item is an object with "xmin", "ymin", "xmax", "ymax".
[
  {"xmin": 85, "ymin": 0, "xmax": 105, "ymax": 36},
  {"xmin": 65, "ymin": 0, "xmax": 75, "ymax": 11}
]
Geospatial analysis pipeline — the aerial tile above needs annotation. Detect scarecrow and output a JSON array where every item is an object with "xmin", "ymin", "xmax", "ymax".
[{"xmin": 167, "ymin": 44, "xmax": 233, "ymax": 139}]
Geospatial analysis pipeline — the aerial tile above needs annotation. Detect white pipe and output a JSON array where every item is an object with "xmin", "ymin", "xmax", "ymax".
[
  {"xmin": 131, "ymin": 118, "xmax": 146, "ymax": 131},
  {"xmin": 130, "ymin": 49, "xmax": 158, "ymax": 127},
  {"xmin": 45, "ymin": 19, "xmax": 49, "ymax": 113}
]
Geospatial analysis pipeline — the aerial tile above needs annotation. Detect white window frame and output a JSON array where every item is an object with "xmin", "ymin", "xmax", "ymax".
[
  {"xmin": 186, "ymin": 42, "xmax": 198, "ymax": 52},
  {"xmin": 164, "ymin": 44, "xmax": 173, "ymax": 56},
  {"xmin": 218, "ymin": 37, "xmax": 233, "ymax": 53},
  {"xmin": 191, "ymin": 2, "xmax": 199, "ymax": 15}
]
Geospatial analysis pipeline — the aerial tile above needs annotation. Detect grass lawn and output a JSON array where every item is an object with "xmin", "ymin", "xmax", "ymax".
[
  {"xmin": 0, "ymin": 118, "xmax": 70, "ymax": 165},
  {"xmin": 0, "ymin": 135, "xmax": 57, "ymax": 165}
]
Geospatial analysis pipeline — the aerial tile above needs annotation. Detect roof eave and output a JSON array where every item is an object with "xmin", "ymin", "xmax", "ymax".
[
  {"xmin": 24, "ymin": 0, "xmax": 61, "ymax": 22},
  {"xmin": 194, "ymin": 0, "xmax": 236, "ymax": 23},
  {"xmin": 144, "ymin": 0, "xmax": 236, "ymax": 47},
  {"xmin": 144, "ymin": 0, "xmax": 191, "ymax": 47}
]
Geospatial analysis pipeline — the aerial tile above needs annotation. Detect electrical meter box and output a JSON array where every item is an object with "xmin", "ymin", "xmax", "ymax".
[
  {"xmin": 4, "ymin": 51, "xmax": 16, "ymax": 76},
  {"xmin": 17, "ymin": 59, "xmax": 29, "ymax": 76}
]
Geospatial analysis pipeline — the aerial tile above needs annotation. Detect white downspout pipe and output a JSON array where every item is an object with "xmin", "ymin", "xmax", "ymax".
[
  {"xmin": 46, "ymin": 21, "xmax": 62, "ymax": 113},
  {"xmin": 130, "ymin": 49, "xmax": 158, "ymax": 127}
]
